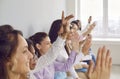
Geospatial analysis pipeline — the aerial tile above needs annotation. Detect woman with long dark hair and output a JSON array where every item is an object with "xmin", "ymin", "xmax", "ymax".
[{"xmin": 0, "ymin": 26, "xmax": 33, "ymax": 79}]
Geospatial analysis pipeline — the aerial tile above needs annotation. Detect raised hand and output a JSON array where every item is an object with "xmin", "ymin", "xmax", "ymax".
[
  {"xmin": 61, "ymin": 11, "xmax": 74, "ymax": 39},
  {"xmin": 82, "ymin": 34, "xmax": 92, "ymax": 55},
  {"xmin": 82, "ymin": 21, "xmax": 96, "ymax": 38},
  {"xmin": 87, "ymin": 21, "xmax": 96, "ymax": 32},
  {"xmin": 88, "ymin": 46, "xmax": 112, "ymax": 79}
]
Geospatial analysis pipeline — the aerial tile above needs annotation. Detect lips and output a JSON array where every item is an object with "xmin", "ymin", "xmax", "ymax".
[{"xmin": 32, "ymin": 63, "xmax": 36, "ymax": 66}]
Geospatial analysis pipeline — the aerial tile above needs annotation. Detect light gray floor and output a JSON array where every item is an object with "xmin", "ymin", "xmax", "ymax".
[{"xmin": 110, "ymin": 65, "xmax": 120, "ymax": 79}]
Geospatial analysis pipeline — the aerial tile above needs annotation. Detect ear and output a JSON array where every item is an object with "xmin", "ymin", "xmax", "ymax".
[{"xmin": 36, "ymin": 43, "xmax": 41, "ymax": 50}]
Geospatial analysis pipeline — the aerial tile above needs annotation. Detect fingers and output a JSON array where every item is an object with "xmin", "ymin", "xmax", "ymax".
[
  {"xmin": 96, "ymin": 47, "xmax": 102, "ymax": 69},
  {"xmin": 65, "ymin": 14, "xmax": 74, "ymax": 21},
  {"xmin": 105, "ymin": 50, "xmax": 110, "ymax": 67},
  {"xmin": 108, "ymin": 57, "xmax": 112, "ymax": 71},
  {"xmin": 61, "ymin": 11, "xmax": 74, "ymax": 26},
  {"xmin": 101, "ymin": 46, "xmax": 107, "ymax": 69},
  {"xmin": 88, "ymin": 60, "xmax": 94, "ymax": 78},
  {"xmin": 87, "ymin": 21, "xmax": 96, "ymax": 34},
  {"xmin": 89, "ymin": 22, "xmax": 96, "ymax": 30},
  {"xmin": 105, "ymin": 50, "xmax": 112, "ymax": 69}
]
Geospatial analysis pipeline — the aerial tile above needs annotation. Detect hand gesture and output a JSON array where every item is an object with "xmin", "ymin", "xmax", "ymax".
[
  {"xmin": 61, "ymin": 11, "xmax": 74, "ymax": 39},
  {"xmin": 87, "ymin": 21, "xmax": 96, "ymax": 34},
  {"xmin": 88, "ymin": 46, "xmax": 112, "ymax": 79}
]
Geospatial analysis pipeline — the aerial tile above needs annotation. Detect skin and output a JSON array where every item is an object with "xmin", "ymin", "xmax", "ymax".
[
  {"xmin": 82, "ymin": 34, "xmax": 92, "ymax": 55},
  {"xmin": 71, "ymin": 23, "xmax": 79, "ymax": 32},
  {"xmin": 88, "ymin": 46, "xmax": 112, "ymax": 79},
  {"xmin": 37, "ymin": 36, "xmax": 51, "ymax": 55},
  {"xmin": 29, "ymin": 45, "xmax": 38, "ymax": 70},
  {"xmin": 7, "ymin": 34, "xmax": 33, "ymax": 79},
  {"xmin": 20, "ymin": 42, "xmax": 37, "ymax": 79}
]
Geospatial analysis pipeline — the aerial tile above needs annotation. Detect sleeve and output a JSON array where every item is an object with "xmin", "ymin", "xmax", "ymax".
[
  {"xmin": 33, "ymin": 36, "xmax": 65, "ymax": 72},
  {"xmin": 54, "ymin": 51, "xmax": 77, "ymax": 72},
  {"xmin": 68, "ymin": 52, "xmax": 85, "ymax": 79},
  {"xmin": 74, "ymin": 52, "xmax": 85, "ymax": 65},
  {"xmin": 29, "ymin": 70, "xmax": 43, "ymax": 79}
]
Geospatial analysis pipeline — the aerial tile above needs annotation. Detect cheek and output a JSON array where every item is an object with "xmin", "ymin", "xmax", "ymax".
[
  {"xmin": 11, "ymin": 58, "xmax": 18, "ymax": 71},
  {"xmin": 44, "ymin": 45, "xmax": 51, "ymax": 52},
  {"xmin": 11, "ymin": 55, "xmax": 30, "ymax": 74}
]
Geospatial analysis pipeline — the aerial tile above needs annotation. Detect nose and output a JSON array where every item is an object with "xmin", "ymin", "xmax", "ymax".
[{"xmin": 28, "ymin": 51, "xmax": 33, "ymax": 60}]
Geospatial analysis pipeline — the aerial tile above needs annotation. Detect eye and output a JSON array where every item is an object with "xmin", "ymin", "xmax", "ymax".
[
  {"xmin": 46, "ymin": 42, "xmax": 51, "ymax": 45},
  {"xmin": 23, "ymin": 49, "xmax": 28, "ymax": 54}
]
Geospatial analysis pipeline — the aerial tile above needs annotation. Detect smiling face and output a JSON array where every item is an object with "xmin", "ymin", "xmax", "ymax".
[{"xmin": 9, "ymin": 34, "xmax": 33, "ymax": 74}]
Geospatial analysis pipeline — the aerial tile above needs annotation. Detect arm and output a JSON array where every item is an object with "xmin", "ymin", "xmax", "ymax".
[
  {"xmin": 33, "ymin": 11, "xmax": 74, "ymax": 72},
  {"xmin": 33, "ymin": 36, "xmax": 65, "ymax": 72},
  {"xmin": 54, "ymin": 51, "xmax": 77, "ymax": 71}
]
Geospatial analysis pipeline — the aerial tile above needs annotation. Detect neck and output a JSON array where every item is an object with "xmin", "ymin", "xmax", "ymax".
[
  {"xmin": 19, "ymin": 74, "xmax": 27, "ymax": 79},
  {"xmin": 39, "ymin": 50, "xmax": 45, "ymax": 56},
  {"xmin": 8, "ymin": 71, "xmax": 20, "ymax": 79},
  {"xmin": 6, "ymin": 64, "xmax": 20, "ymax": 79}
]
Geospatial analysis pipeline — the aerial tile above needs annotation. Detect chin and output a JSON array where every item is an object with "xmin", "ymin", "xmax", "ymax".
[{"xmin": 23, "ymin": 68, "xmax": 30, "ymax": 74}]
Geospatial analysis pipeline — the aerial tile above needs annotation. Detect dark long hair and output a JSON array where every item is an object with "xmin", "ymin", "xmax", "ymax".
[
  {"xmin": 48, "ymin": 19, "xmax": 62, "ymax": 44},
  {"xmin": 26, "ymin": 39, "xmax": 34, "ymax": 53},
  {"xmin": 29, "ymin": 32, "xmax": 48, "ymax": 57},
  {"xmin": 0, "ymin": 27, "xmax": 22, "ymax": 79},
  {"xmin": 0, "ymin": 24, "xmax": 14, "ymax": 33}
]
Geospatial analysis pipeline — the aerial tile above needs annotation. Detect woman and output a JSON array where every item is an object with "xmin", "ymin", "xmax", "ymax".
[
  {"xmin": 26, "ymin": 39, "xmax": 38, "ymax": 70},
  {"xmin": 48, "ymin": 16, "xmax": 96, "ymax": 79},
  {"xmin": 20, "ymin": 39, "xmax": 38, "ymax": 79},
  {"xmin": 0, "ymin": 28, "xmax": 33, "ymax": 79},
  {"xmin": 49, "ymin": 19, "xmax": 80, "ymax": 79},
  {"xmin": 29, "ymin": 31, "xmax": 80, "ymax": 79}
]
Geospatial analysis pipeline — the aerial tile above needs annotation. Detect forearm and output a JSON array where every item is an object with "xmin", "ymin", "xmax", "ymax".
[
  {"xmin": 33, "ymin": 36, "xmax": 65, "ymax": 72},
  {"xmin": 55, "ymin": 51, "xmax": 77, "ymax": 71}
]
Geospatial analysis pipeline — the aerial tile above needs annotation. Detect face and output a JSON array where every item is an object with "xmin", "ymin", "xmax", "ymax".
[
  {"xmin": 9, "ymin": 34, "xmax": 33, "ymax": 74},
  {"xmin": 71, "ymin": 24, "xmax": 78, "ymax": 32},
  {"xmin": 29, "ymin": 46, "xmax": 38, "ymax": 70},
  {"xmin": 37, "ymin": 36, "xmax": 51, "ymax": 55}
]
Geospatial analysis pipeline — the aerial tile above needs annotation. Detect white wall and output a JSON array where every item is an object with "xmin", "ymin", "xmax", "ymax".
[
  {"xmin": 0, "ymin": 0, "xmax": 66, "ymax": 37},
  {"xmin": 91, "ymin": 39, "xmax": 120, "ymax": 65}
]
